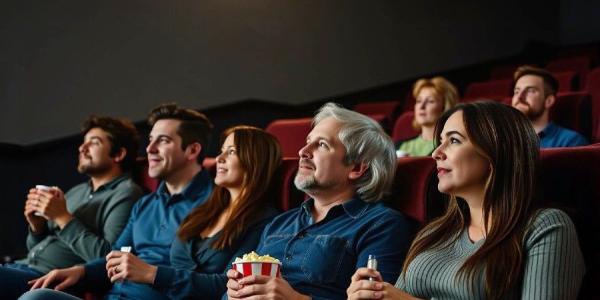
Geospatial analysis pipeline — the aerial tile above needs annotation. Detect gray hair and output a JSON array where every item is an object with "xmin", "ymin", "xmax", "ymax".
[{"xmin": 313, "ymin": 102, "xmax": 397, "ymax": 202}]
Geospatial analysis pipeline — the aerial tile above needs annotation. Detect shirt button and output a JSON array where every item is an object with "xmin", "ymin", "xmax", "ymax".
[
  {"xmin": 88, "ymin": 195, "xmax": 93, "ymax": 199},
  {"xmin": 285, "ymin": 255, "xmax": 292, "ymax": 260}
]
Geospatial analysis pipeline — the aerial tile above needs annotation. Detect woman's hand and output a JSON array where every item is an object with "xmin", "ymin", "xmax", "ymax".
[{"xmin": 347, "ymin": 268, "xmax": 423, "ymax": 300}]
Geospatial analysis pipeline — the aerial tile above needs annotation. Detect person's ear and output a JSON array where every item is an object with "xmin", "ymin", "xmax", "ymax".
[
  {"xmin": 112, "ymin": 148, "xmax": 127, "ymax": 163},
  {"xmin": 348, "ymin": 162, "xmax": 368, "ymax": 180},
  {"xmin": 544, "ymin": 94, "xmax": 556, "ymax": 109},
  {"xmin": 186, "ymin": 143, "xmax": 202, "ymax": 161}
]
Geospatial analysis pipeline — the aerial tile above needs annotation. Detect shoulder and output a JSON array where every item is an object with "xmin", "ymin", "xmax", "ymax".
[
  {"xmin": 362, "ymin": 203, "xmax": 417, "ymax": 233},
  {"xmin": 548, "ymin": 124, "xmax": 588, "ymax": 146},
  {"xmin": 397, "ymin": 135, "xmax": 420, "ymax": 148},
  {"xmin": 524, "ymin": 208, "xmax": 578, "ymax": 247}
]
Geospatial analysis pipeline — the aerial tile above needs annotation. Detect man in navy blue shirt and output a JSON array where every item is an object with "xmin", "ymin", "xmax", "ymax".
[
  {"xmin": 225, "ymin": 103, "xmax": 416, "ymax": 300},
  {"xmin": 512, "ymin": 65, "xmax": 588, "ymax": 148},
  {"xmin": 24, "ymin": 103, "xmax": 214, "ymax": 299}
]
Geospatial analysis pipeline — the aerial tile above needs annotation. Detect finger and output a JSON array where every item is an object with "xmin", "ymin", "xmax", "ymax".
[
  {"xmin": 226, "ymin": 278, "xmax": 243, "ymax": 291},
  {"xmin": 54, "ymin": 278, "xmax": 74, "ymax": 291},
  {"xmin": 237, "ymin": 283, "xmax": 266, "ymax": 297},
  {"xmin": 238, "ymin": 274, "xmax": 270, "ymax": 285},
  {"xmin": 106, "ymin": 250, "xmax": 123, "ymax": 260},
  {"xmin": 40, "ymin": 275, "xmax": 53, "ymax": 289},
  {"xmin": 227, "ymin": 268, "xmax": 242, "ymax": 279}
]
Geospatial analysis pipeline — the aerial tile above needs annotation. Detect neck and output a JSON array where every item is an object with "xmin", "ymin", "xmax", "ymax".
[
  {"xmin": 90, "ymin": 167, "xmax": 122, "ymax": 191},
  {"xmin": 420, "ymin": 125, "xmax": 435, "ymax": 141},
  {"xmin": 531, "ymin": 113, "xmax": 550, "ymax": 134},
  {"xmin": 227, "ymin": 187, "xmax": 241, "ymax": 205},
  {"xmin": 309, "ymin": 188, "xmax": 354, "ymax": 223},
  {"xmin": 461, "ymin": 189, "xmax": 488, "ymax": 232},
  {"xmin": 165, "ymin": 163, "xmax": 202, "ymax": 195}
]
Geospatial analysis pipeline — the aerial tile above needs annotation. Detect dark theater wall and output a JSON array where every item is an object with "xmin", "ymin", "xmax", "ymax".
[{"xmin": 1, "ymin": 0, "xmax": 556, "ymax": 145}]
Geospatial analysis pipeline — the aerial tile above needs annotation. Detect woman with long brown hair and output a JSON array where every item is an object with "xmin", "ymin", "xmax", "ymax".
[{"xmin": 347, "ymin": 101, "xmax": 584, "ymax": 299}]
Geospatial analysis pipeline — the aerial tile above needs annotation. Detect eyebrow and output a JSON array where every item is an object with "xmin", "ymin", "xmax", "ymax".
[
  {"xmin": 86, "ymin": 136, "xmax": 103, "ymax": 142},
  {"xmin": 149, "ymin": 134, "xmax": 172, "ymax": 140},
  {"xmin": 444, "ymin": 130, "xmax": 466, "ymax": 138}
]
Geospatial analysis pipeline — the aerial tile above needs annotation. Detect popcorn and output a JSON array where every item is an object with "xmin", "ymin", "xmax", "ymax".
[
  {"xmin": 232, "ymin": 251, "xmax": 281, "ymax": 277},
  {"xmin": 234, "ymin": 251, "xmax": 281, "ymax": 264}
]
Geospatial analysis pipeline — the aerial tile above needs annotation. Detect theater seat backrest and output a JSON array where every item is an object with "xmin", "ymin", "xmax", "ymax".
[
  {"xmin": 547, "ymin": 56, "xmax": 591, "ymax": 87},
  {"xmin": 388, "ymin": 156, "xmax": 437, "ymax": 223},
  {"xmin": 353, "ymin": 100, "xmax": 401, "ymax": 123},
  {"xmin": 550, "ymin": 92, "xmax": 592, "ymax": 140},
  {"xmin": 552, "ymin": 71, "xmax": 577, "ymax": 92},
  {"xmin": 538, "ymin": 145, "xmax": 600, "ymax": 299},
  {"xmin": 266, "ymin": 118, "xmax": 312, "ymax": 158},
  {"xmin": 464, "ymin": 79, "xmax": 513, "ymax": 99},
  {"xmin": 392, "ymin": 111, "xmax": 419, "ymax": 143},
  {"xmin": 584, "ymin": 67, "xmax": 600, "ymax": 143},
  {"xmin": 277, "ymin": 158, "xmax": 305, "ymax": 211}
]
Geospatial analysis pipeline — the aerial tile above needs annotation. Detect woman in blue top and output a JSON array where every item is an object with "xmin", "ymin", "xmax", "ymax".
[{"xmin": 20, "ymin": 125, "xmax": 282, "ymax": 300}]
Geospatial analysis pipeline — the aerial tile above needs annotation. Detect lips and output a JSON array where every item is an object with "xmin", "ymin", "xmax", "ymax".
[
  {"xmin": 216, "ymin": 166, "xmax": 228, "ymax": 174},
  {"xmin": 147, "ymin": 156, "xmax": 162, "ymax": 167},
  {"xmin": 298, "ymin": 158, "xmax": 315, "ymax": 170},
  {"xmin": 437, "ymin": 167, "xmax": 450, "ymax": 176}
]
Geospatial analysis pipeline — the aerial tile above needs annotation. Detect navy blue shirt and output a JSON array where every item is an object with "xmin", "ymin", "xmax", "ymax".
[
  {"xmin": 83, "ymin": 170, "xmax": 213, "ymax": 299},
  {"xmin": 253, "ymin": 197, "xmax": 416, "ymax": 300},
  {"xmin": 539, "ymin": 122, "xmax": 588, "ymax": 148}
]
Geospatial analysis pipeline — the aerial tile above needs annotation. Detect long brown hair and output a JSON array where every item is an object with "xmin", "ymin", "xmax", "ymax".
[
  {"xmin": 402, "ymin": 101, "xmax": 540, "ymax": 299},
  {"xmin": 177, "ymin": 125, "xmax": 282, "ymax": 249}
]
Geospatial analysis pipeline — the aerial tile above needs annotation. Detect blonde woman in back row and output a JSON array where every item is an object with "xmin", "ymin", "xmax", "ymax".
[{"xmin": 396, "ymin": 77, "xmax": 458, "ymax": 157}]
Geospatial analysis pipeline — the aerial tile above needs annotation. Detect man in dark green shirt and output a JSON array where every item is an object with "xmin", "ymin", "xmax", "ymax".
[{"xmin": 0, "ymin": 116, "xmax": 143, "ymax": 298}]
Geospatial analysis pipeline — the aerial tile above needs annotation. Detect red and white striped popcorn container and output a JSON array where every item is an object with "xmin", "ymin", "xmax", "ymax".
[{"xmin": 232, "ymin": 261, "xmax": 281, "ymax": 278}]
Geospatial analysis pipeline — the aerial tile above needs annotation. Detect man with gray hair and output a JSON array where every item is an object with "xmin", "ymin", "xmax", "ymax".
[{"xmin": 225, "ymin": 103, "xmax": 415, "ymax": 300}]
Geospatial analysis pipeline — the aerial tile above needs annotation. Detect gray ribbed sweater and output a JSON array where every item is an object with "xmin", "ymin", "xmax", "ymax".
[{"xmin": 395, "ymin": 209, "xmax": 585, "ymax": 299}]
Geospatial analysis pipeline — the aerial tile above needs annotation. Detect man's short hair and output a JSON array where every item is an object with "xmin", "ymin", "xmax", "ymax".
[
  {"xmin": 147, "ymin": 103, "xmax": 213, "ymax": 163},
  {"xmin": 313, "ymin": 102, "xmax": 396, "ymax": 202},
  {"xmin": 513, "ymin": 65, "xmax": 559, "ymax": 97},
  {"xmin": 81, "ymin": 116, "xmax": 139, "ymax": 172}
]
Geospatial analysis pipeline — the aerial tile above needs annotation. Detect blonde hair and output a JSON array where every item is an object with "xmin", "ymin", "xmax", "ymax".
[{"xmin": 411, "ymin": 77, "xmax": 459, "ymax": 130}]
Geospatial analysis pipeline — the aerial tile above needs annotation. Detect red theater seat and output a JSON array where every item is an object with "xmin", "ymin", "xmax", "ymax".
[
  {"xmin": 489, "ymin": 64, "xmax": 523, "ymax": 79},
  {"xmin": 388, "ymin": 156, "xmax": 439, "ymax": 223},
  {"xmin": 354, "ymin": 100, "xmax": 402, "ymax": 122},
  {"xmin": 538, "ymin": 145, "xmax": 600, "ymax": 299},
  {"xmin": 553, "ymin": 70, "xmax": 578, "ymax": 92},
  {"xmin": 584, "ymin": 67, "xmax": 600, "ymax": 143},
  {"xmin": 550, "ymin": 92, "xmax": 592, "ymax": 140},
  {"xmin": 277, "ymin": 158, "xmax": 305, "ymax": 211},
  {"xmin": 546, "ymin": 56, "xmax": 591, "ymax": 88},
  {"xmin": 392, "ymin": 111, "xmax": 419, "ymax": 143},
  {"xmin": 464, "ymin": 79, "xmax": 513, "ymax": 99},
  {"xmin": 265, "ymin": 118, "xmax": 312, "ymax": 158}
]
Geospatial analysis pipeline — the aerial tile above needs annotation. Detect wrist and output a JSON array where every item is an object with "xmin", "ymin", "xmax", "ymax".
[
  {"xmin": 146, "ymin": 265, "xmax": 158, "ymax": 284},
  {"xmin": 55, "ymin": 214, "xmax": 74, "ymax": 229}
]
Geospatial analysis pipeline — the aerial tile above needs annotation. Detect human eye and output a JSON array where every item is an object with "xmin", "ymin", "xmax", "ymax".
[
  {"xmin": 228, "ymin": 148, "xmax": 236, "ymax": 155},
  {"xmin": 450, "ymin": 137, "xmax": 461, "ymax": 144},
  {"xmin": 318, "ymin": 141, "xmax": 329, "ymax": 149}
]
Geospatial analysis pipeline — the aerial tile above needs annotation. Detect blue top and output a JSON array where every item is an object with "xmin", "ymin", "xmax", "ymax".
[
  {"xmin": 539, "ymin": 122, "xmax": 588, "ymax": 148},
  {"xmin": 82, "ymin": 170, "xmax": 213, "ymax": 298},
  {"xmin": 248, "ymin": 196, "xmax": 416, "ymax": 300},
  {"xmin": 152, "ymin": 207, "xmax": 279, "ymax": 300}
]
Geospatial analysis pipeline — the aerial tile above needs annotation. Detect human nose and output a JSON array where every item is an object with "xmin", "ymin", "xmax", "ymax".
[
  {"xmin": 216, "ymin": 151, "xmax": 225, "ymax": 163},
  {"xmin": 79, "ymin": 141, "xmax": 89, "ymax": 153},
  {"xmin": 298, "ymin": 143, "xmax": 312, "ymax": 159},
  {"xmin": 431, "ymin": 143, "xmax": 446, "ymax": 161},
  {"xmin": 146, "ymin": 140, "xmax": 157, "ymax": 154}
]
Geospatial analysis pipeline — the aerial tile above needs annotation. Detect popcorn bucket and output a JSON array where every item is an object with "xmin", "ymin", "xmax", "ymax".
[{"xmin": 232, "ymin": 261, "xmax": 281, "ymax": 278}]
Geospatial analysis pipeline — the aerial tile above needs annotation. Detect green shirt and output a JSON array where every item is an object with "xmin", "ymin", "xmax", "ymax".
[
  {"xmin": 17, "ymin": 174, "xmax": 143, "ymax": 273},
  {"xmin": 397, "ymin": 136, "xmax": 435, "ymax": 157},
  {"xmin": 395, "ymin": 209, "xmax": 585, "ymax": 299}
]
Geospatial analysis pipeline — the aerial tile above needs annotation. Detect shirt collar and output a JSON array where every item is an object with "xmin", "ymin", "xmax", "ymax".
[
  {"xmin": 156, "ymin": 169, "xmax": 212, "ymax": 200},
  {"xmin": 539, "ymin": 122, "xmax": 558, "ymax": 138},
  {"xmin": 87, "ymin": 173, "xmax": 130, "ymax": 192},
  {"xmin": 300, "ymin": 195, "xmax": 370, "ymax": 220}
]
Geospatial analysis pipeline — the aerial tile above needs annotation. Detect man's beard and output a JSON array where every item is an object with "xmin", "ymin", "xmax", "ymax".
[{"xmin": 78, "ymin": 158, "xmax": 111, "ymax": 175}]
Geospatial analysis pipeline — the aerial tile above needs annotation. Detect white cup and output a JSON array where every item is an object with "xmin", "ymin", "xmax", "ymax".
[{"xmin": 34, "ymin": 185, "xmax": 52, "ymax": 217}]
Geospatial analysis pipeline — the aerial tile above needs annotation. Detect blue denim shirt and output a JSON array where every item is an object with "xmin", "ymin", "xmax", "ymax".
[
  {"xmin": 83, "ymin": 170, "xmax": 213, "ymax": 299},
  {"xmin": 539, "ymin": 122, "xmax": 588, "ymax": 148},
  {"xmin": 254, "ymin": 196, "xmax": 416, "ymax": 300}
]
